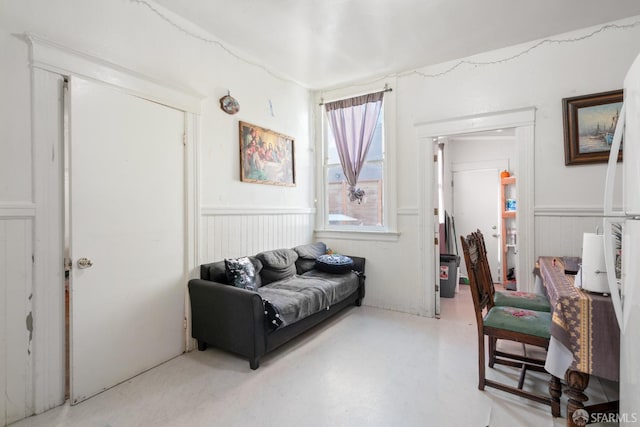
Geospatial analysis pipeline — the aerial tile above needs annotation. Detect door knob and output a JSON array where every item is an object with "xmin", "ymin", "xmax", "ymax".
[{"xmin": 77, "ymin": 258, "xmax": 93, "ymax": 269}]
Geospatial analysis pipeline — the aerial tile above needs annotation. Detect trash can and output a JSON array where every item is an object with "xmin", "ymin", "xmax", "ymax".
[{"xmin": 440, "ymin": 254, "xmax": 460, "ymax": 298}]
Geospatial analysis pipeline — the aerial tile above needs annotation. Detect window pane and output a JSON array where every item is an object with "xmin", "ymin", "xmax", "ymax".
[{"xmin": 327, "ymin": 163, "xmax": 383, "ymax": 227}]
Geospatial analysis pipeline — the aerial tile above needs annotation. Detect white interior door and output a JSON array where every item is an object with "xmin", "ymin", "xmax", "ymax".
[
  {"xmin": 453, "ymin": 168, "xmax": 501, "ymax": 282},
  {"xmin": 68, "ymin": 77, "xmax": 186, "ymax": 404}
]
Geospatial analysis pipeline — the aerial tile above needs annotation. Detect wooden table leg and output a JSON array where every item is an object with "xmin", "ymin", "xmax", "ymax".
[
  {"xmin": 549, "ymin": 375, "xmax": 562, "ymax": 417},
  {"xmin": 565, "ymin": 369, "xmax": 589, "ymax": 427}
]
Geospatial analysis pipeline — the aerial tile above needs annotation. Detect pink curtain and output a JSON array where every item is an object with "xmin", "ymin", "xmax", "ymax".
[{"xmin": 325, "ymin": 91, "xmax": 384, "ymax": 203}]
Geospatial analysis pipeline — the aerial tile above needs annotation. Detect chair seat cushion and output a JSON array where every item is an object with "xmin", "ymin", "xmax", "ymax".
[
  {"xmin": 494, "ymin": 290, "xmax": 551, "ymax": 312},
  {"xmin": 484, "ymin": 306, "xmax": 551, "ymax": 339}
]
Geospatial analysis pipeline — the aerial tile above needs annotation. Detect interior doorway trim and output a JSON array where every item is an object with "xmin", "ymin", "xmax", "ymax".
[
  {"xmin": 25, "ymin": 33, "xmax": 203, "ymax": 113},
  {"xmin": 415, "ymin": 107, "xmax": 536, "ymax": 318},
  {"xmin": 27, "ymin": 33, "xmax": 202, "ymax": 414}
]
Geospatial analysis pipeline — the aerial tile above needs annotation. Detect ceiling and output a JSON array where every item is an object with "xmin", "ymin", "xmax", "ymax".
[{"xmin": 153, "ymin": 0, "xmax": 640, "ymax": 89}]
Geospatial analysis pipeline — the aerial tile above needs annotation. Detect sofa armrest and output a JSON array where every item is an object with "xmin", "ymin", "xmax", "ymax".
[
  {"xmin": 344, "ymin": 255, "xmax": 366, "ymax": 303},
  {"xmin": 345, "ymin": 255, "xmax": 366, "ymax": 275},
  {"xmin": 188, "ymin": 279, "xmax": 266, "ymax": 362}
]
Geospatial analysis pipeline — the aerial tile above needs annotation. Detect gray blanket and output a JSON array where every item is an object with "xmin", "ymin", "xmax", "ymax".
[{"xmin": 257, "ymin": 271, "xmax": 359, "ymax": 328}]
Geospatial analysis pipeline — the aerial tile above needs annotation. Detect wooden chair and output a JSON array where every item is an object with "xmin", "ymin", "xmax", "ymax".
[
  {"xmin": 460, "ymin": 233, "xmax": 561, "ymax": 417},
  {"xmin": 472, "ymin": 229, "xmax": 552, "ymax": 370},
  {"xmin": 473, "ymin": 229, "xmax": 551, "ymax": 313}
]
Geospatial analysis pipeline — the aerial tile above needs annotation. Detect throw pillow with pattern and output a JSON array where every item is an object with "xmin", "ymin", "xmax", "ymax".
[{"xmin": 225, "ymin": 257, "xmax": 258, "ymax": 291}]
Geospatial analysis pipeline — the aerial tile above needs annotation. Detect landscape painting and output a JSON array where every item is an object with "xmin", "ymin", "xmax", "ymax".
[{"xmin": 563, "ymin": 90, "xmax": 623, "ymax": 165}]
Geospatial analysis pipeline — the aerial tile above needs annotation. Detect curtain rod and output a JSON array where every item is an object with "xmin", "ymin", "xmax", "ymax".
[{"xmin": 318, "ymin": 84, "xmax": 392, "ymax": 106}]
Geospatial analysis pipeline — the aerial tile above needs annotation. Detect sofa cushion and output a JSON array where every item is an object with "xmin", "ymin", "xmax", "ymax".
[
  {"xmin": 295, "ymin": 258, "xmax": 317, "ymax": 275},
  {"xmin": 294, "ymin": 242, "xmax": 327, "ymax": 274},
  {"xmin": 200, "ymin": 260, "xmax": 227, "ymax": 282},
  {"xmin": 225, "ymin": 257, "xmax": 260, "ymax": 291},
  {"xmin": 315, "ymin": 254, "xmax": 354, "ymax": 274},
  {"xmin": 256, "ymin": 249, "xmax": 298, "ymax": 285},
  {"xmin": 294, "ymin": 242, "xmax": 327, "ymax": 260},
  {"xmin": 257, "ymin": 248, "xmax": 299, "ymax": 269},
  {"xmin": 258, "ymin": 271, "xmax": 359, "ymax": 328}
]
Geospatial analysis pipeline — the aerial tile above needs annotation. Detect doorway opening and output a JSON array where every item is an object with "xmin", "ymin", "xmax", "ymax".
[
  {"xmin": 436, "ymin": 129, "xmax": 516, "ymax": 313},
  {"xmin": 416, "ymin": 107, "xmax": 535, "ymax": 319},
  {"xmin": 28, "ymin": 35, "xmax": 201, "ymax": 414}
]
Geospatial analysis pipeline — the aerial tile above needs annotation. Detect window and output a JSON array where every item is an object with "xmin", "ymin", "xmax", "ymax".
[
  {"xmin": 325, "ymin": 107, "xmax": 385, "ymax": 228},
  {"xmin": 316, "ymin": 81, "xmax": 399, "ymax": 242}
]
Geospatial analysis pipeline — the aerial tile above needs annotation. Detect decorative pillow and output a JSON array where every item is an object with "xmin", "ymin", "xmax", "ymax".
[
  {"xmin": 225, "ymin": 257, "xmax": 259, "ymax": 291},
  {"xmin": 205, "ymin": 257, "xmax": 262, "ymax": 286},
  {"xmin": 315, "ymin": 254, "xmax": 354, "ymax": 274}
]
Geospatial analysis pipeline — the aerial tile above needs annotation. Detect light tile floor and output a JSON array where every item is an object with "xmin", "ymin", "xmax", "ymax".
[{"xmin": 12, "ymin": 285, "xmax": 618, "ymax": 427}]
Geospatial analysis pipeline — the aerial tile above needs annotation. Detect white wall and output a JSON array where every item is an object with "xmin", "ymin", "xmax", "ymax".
[
  {"xmin": 2, "ymin": 2, "xmax": 640, "ymax": 423},
  {"xmin": 397, "ymin": 17, "xmax": 637, "ymax": 258},
  {"xmin": 443, "ymin": 136, "xmax": 516, "ymax": 216},
  {"xmin": 0, "ymin": 0, "xmax": 313, "ymax": 424},
  {"xmin": 396, "ymin": 19, "xmax": 637, "ymax": 213},
  {"xmin": 319, "ymin": 16, "xmax": 640, "ymax": 317}
]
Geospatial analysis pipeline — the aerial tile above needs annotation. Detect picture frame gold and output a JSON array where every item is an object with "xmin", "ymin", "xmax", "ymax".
[
  {"xmin": 239, "ymin": 121, "xmax": 295, "ymax": 186},
  {"xmin": 562, "ymin": 90, "xmax": 623, "ymax": 166}
]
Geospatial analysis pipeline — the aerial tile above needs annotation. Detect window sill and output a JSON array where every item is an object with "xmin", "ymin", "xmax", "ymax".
[{"xmin": 314, "ymin": 229, "xmax": 401, "ymax": 242}]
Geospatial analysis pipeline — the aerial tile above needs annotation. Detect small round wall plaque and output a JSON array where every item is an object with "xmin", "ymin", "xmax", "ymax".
[{"xmin": 219, "ymin": 93, "xmax": 240, "ymax": 115}]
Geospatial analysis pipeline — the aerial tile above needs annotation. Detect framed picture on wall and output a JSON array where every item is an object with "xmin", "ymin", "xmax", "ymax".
[
  {"xmin": 239, "ymin": 121, "xmax": 295, "ymax": 186},
  {"xmin": 562, "ymin": 90, "xmax": 623, "ymax": 165}
]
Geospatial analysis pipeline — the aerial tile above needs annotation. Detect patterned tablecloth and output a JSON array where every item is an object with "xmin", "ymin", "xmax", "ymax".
[{"xmin": 538, "ymin": 256, "xmax": 620, "ymax": 381}]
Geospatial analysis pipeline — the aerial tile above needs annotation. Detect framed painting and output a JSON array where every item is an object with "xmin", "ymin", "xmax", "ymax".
[
  {"xmin": 239, "ymin": 121, "xmax": 295, "ymax": 186},
  {"xmin": 563, "ymin": 90, "xmax": 623, "ymax": 165}
]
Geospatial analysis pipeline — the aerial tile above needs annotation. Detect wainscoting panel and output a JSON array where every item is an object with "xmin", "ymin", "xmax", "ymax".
[
  {"xmin": 200, "ymin": 208, "xmax": 315, "ymax": 263},
  {"xmin": 534, "ymin": 209, "xmax": 603, "ymax": 259},
  {"xmin": 0, "ymin": 218, "xmax": 34, "ymax": 425}
]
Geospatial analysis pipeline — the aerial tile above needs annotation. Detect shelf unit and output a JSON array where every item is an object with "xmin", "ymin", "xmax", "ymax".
[{"xmin": 500, "ymin": 176, "xmax": 516, "ymax": 286}]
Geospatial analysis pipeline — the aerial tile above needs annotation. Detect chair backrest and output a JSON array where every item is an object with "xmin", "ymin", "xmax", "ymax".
[
  {"xmin": 471, "ymin": 229, "xmax": 496, "ymax": 303},
  {"xmin": 460, "ymin": 233, "xmax": 493, "ymax": 324}
]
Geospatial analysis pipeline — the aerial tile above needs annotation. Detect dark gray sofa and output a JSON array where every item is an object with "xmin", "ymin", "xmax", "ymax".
[{"xmin": 188, "ymin": 242, "xmax": 366, "ymax": 369}]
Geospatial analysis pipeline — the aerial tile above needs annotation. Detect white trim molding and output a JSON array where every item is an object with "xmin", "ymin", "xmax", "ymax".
[
  {"xmin": 314, "ymin": 229, "xmax": 401, "ymax": 242},
  {"xmin": 415, "ymin": 107, "xmax": 537, "ymax": 318},
  {"xmin": 201, "ymin": 206, "xmax": 315, "ymax": 216},
  {"xmin": 415, "ymin": 107, "xmax": 537, "ymax": 138},
  {"xmin": 0, "ymin": 202, "xmax": 36, "ymax": 218},
  {"xmin": 314, "ymin": 77, "xmax": 398, "ymax": 235},
  {"xmin": 397, "ymin": 207, "xmax": 419, "ymax": 216},
  {"xmin": 534, "ymin": 205, "xmax": 615, "ymax": 217},
  {"xmin": 27, "ymin": 35, "xmax": 203, "ymax": 417},
  {"xmin": 23, "ymin": 33, "xmax": 204, "ymax": 114}
]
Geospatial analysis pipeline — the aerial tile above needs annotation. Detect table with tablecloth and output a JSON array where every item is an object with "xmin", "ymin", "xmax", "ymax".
[{"xmin": 537, "ymin": 256, "xmax": 620, "ymax": 426}]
